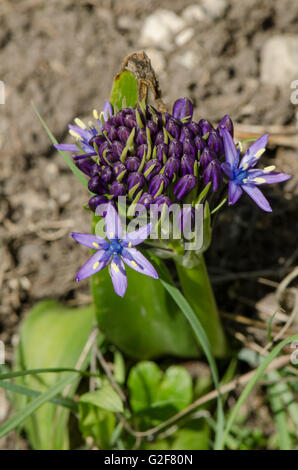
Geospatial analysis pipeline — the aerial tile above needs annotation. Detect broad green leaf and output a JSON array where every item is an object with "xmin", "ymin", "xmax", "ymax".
[
  {"xmin": 14, "ymin": 300, "xmax": 94, "ymax": 450},
  {"xmin": 127, "ymin": 362, "xmax": 193, "ymax": 425},
  {"xmin": 109, "ymin": 70, "xmax": 138, "ymax": 110},
  {"xmin": 127, "ymin": 362, "xmax": 162, "ymax": 413},
  {"xmin": 79, "ymin": 384, "xmax": 123, "ymax": 413},
  {"xmin": 156, "ymin": 366, "xmax": 193, "ymax": 410}
]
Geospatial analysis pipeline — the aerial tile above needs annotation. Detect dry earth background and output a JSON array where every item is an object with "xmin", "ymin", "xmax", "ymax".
[{"xmin": 0, "ymin": 0, "xmax": 298, "ymax": 448}]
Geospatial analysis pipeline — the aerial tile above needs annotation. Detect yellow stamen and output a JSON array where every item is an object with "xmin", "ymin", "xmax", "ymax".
[
  {"xmin": 111, "ymin": 263, "xmax": 119, "ymax": 273},
  {"xmin": 128, "ymin": 242, "xmax": 132, "ymax": 248},
  {"xmin": 93, "ymin": 109, "xmax": 99, "ymax": 120},
  {"xmin": 242, "ymin": 163, "xmax": 249, "ymax": 170},
  {"xmin": 253, "ymin": 177, "xmax": 266, "ymax": 184},
  {"xmin": 93, "ymin": 261, "xmax": 99, "ymax": 270},
  {"xmin": 255, "ymin": 148, "xmax": 265, "ymax": 159},
  {"xmin": 109, "ymin": 232, "xmax": 114, "ymax": 239},
  {"xmin": 69, "ymin": 129, "xmax": 82, "ymax": 140},
  {"xmin": 243, "ymin": 178, "xmax": 248, "ymax": 183},
  {"xmin": 92, "ymin": 242, "xmax": 100, "ymax": 249},
  {"xmin": 131, "ymin": 261, "xmax": 137, "ymax": 267},
  {"xmin": 263, "ymin": 165, "xmax": 275, "ymax": 173},
  {"xmin": 74, "ymin": 117, "xmax": 87, "ymax": 129}
]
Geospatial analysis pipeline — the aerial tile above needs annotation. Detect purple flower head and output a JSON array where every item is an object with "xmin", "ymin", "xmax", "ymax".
[
  {"xmin": 55, "ymin": 97, "xmax": 230, "ymax": 210},
  {"xmin": 221, "ymin": 129, "xmax": 291, "ymax": 212},
  {"xmin": 172, "ymin": 98, "xmax": 194, "ymax": 123},
  {"xmin": 72, "ymin": 204, "xmax": 158, "ymax": 297}
]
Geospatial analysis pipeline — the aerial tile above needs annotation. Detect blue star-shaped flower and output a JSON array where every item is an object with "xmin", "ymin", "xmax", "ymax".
[
  {"xmin": 72, "ymin": 204, "xmax": 158, "ymax": 297},
  {"xmin": 221, "ymin": 129, "xmax": 291, "ymax": 212}
]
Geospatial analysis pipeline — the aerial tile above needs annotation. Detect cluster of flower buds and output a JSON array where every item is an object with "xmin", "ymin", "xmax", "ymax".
[{"xmin": 58, "ymin": 98, "xmax": 233, "ymax": 213}]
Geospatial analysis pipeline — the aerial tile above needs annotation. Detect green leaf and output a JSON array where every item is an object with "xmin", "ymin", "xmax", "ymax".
[
  {"xmin": 127, "ymin": 362, "xmax": 162, "ymax": 414},
  {"xmin": 109, "ymin": 70, "xmax": 138, "ymax": 110},
  {"xmin": 0, "ymin": 373, "xmax": 78, "ymax": 439},
  {"xmin": 156, "ymin": 366, "xmax": 193, "ymax": 410},
  {"xmin": 79, "ymin": 384, "xmax": 123, "ymax": 413},
  {"xmin": 267, "ymin": 370, "xmax": 292, "ymax": 450},
  {"xmin": 113, "ymin": 350, "xmax": 126, "ymax": 385},
  {"xmin": 32, "ymin": 102, "xmax": 89, "ymax": 190},
  {"xmin": 127, "ymin": 362, "xmax": 193, "ymax": 425},
  {"xmin": 171, "ymin": 420, "xmax": 210, "ymax": 450},
  {"xmin": 14, "ymin": 300, "xmax": 94, "ymax": 450},
  {"xmin": 156, "ymin": 264, "xmax": 225, "ymax": 450},
  {"xmin": 78, "ymin": 403, "xmax": 115, "ymax": 449},
  {"xmin": 0, "ymin": 379, "xmax": 77, "ymax": 412}
]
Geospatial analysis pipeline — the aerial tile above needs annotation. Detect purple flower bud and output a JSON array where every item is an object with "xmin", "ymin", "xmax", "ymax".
[
  {"xmin": 155, "ymin": 130, "xmax": 165, "ymax": 146},
  {"xmin": 199, "ymin": 119, "xmax": 214, "ymax": 136},
  {"xmin": 114, "ymin": 111, "xmax": 125, "ymax": 127},
  {"xmin": 207, "ymin": 130, "xmax": 223, "ymax": 154},
  {"xmin": 136, "ymin": 128, "xmax": 147, "ymax": 145},
  {"xmin": 166, "ymin": 117, "xmax": 181, "ymax": 140},
  {"xmin": 180, "ymin": 154, "xmax": 195, "ymax": 176},
  {"xmin": 194, "ymin": 136, "xmax": 206, "ymax": 153},
  {"xmin": 126, "ymin": 156, "xmax": 140, "ymax": 172},
  {"xmin": 136, "ymin": 144, "xmax": 148, "ymax": 159},
  {"xmin": 152, "ymin": 195, "xmax": 172, "ymax": 217},
  {"xmin": 199, "ymin": 148, "xmax": 216, "ymax": 170},
  {"xmin": 90, "ymin": 163, "xmax": 101, "ymax": 177},
  {"xmin": 90, "ymin": 134, "xmax": 105, "ymax": 147},
  {"xmin": 75, "ymin": 158, "xmax": 96, "ymax": 176},
  {"xmin": 164, "ymin": 156, "xmax": 180, "ymax": 179},
  {"xmin": 176, "ymin": 206, "xmax": 196, "ymax": 232},
  {"xmin": 108, "ymin": 126, "xmax": 118, "ymax": 141},
  {"xmin": 113, "ymin": 162, "xmax": 127, "ymax": 178},
  {"xmin": 98, "ymin": 141, "xmax": 110, "ymax": 157},
  {"xmin": 111, "ymin": 141, "xmax": 124, "ymax": 159},
  {"xmin": 100, "ymin": 166, "xmax": 113, "ymax": 184},
  {"xmin": 172, "ymin": 98, "xmax": 193, "ymax": 123},
  {"xmin": 138, "ymin": 192, "xmax": 154, "ymax": 209},
  {"xmin": 88, "ymin": 195, "xmax": 109, "ymax": 212},
  {"xmin": 204, "ymin": 160, "xmax": 223, "ymax": 192},
  {"xmin": 168, "ymin": 139, "xmax": 183, "ymax": 158},
  {"xmin": 156, "ymin": 143, "xmax": 169, "ymax": 162},
  {"xmin": 118, "ymin": 126, "xmax": 131, "ymax": 144},
  {"xmin": 146, "ymin": 120, "xmax": 159, "ymax": 137},
  {"xmin": 149, "ymin": 174, "xmax": 170, "ymax": 197},
  {"xmin": 183, "ymin": 138, "xmax": 196, "ymax": 159},
  {"xmin": 127, "ymin": 172, "xmax": 145, "ymax": 198},
  {"xmin": 174, "ymin": 175, "xmax": 197, "ymax": 200},
  {"xmin": 179, "ymin": 126, "xmax": 194, "ymax": 143},
  {"xmin": 143, "ymin": 160, "xmax": 162, "ymax": 181},
  {"xmin": 110, "ymin": 180, "xmax": 126, "ymax": 197},
  {"xmin": 217, "ymin": 115, "xmax": 234, "ymax": 137},
  {"xmin": 88, "ymin": 175, "xmax": 107, "ymax": 195},
  {"xmin": 124, "ymin": 113, "xmax": 137, "ymax": 129},
  {"xmin": 187, "ymin": 122, "xmax": 201, "ymax": 137}
]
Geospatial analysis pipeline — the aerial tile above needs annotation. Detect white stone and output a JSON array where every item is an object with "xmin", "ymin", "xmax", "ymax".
[
  {"xmin": 200, "ymin": 0, "xmax": 227, "ymax": 19},
  {"xmin": 141, "ymin": 9, "xmax": 186, "ymax": 50},
  {"xmin": 261, "ymin": 35, "xmax": 298, "ymax": 88},
  {"xmin": 175, "ymin": 28, "xmax": 194, "ymax": 47},
  {"xmin": 176, "ymin": 50, "xmax": 198, "ymax": 70},
  {"xmin": 182, "ymin": 5, "xmax": 207, "ymax": 23}
]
